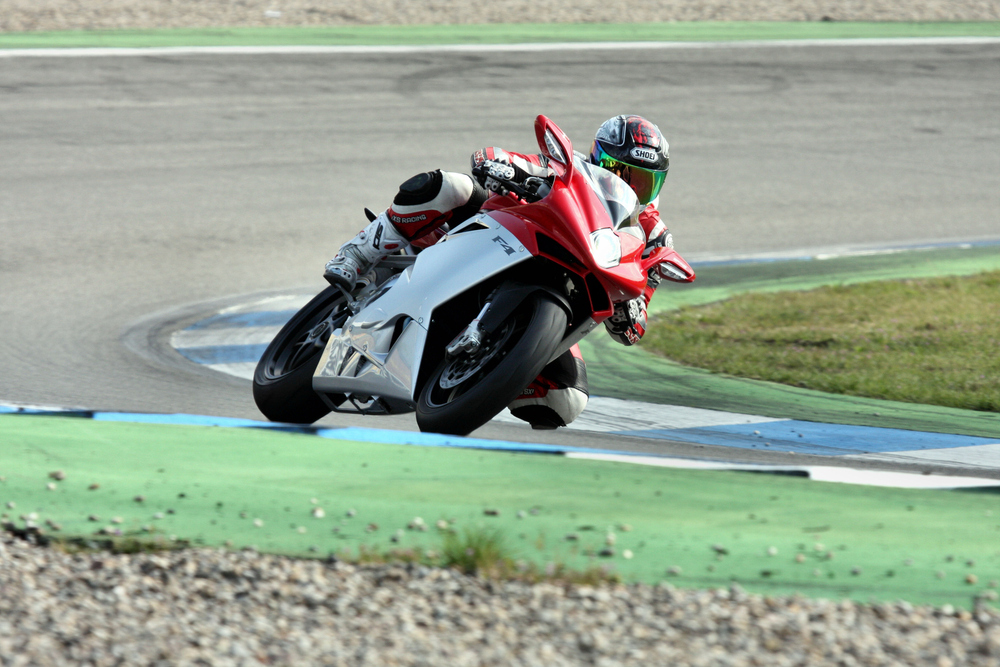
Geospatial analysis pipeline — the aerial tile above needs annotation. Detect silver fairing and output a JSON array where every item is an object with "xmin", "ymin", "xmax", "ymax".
[{"xmin": 312, "ymin": 216, "xmax": 530, "ymax": 411}]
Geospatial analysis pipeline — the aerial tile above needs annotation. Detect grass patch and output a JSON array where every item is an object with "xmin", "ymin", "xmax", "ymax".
[
  {"xmin": 4, "ymin": 518, "xmax": 622, "ymax": 587},
  {"xmin": 442, "ymin": 525, "xmax": 511, "ymax": 576},
  {"xmin": 437, "ymin": 525, "xmax": 621, "ymax": 585},
  {"xmin": 577, "ymin": 245, "xmax": 1000, "ymax": 436},
  {"xmin": 5, "ymin": 414, "xmax": 1000, "ymax": 608},
  {"xmin": 1, "ymin": 22, "xmax": 999, "ymax": 50},
  {"xmin": 3, "ymin": 521, "xmax": 191, "ymax": 555},
  {"xmin": 644, "ymin": 271, "xmax": 1000, "ymax": 412},
  {"xmin": 317, "ymin": 524, "xmax": 622, "ymax": 585}
]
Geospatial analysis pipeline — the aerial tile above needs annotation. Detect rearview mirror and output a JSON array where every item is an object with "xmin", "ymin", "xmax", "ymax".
[{"xmin": 534, "ymin": 115, "xmax": 574, "ymax": 181}]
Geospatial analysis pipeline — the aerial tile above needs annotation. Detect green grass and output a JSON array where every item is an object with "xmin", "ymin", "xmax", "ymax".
[
  {"xmin": 3, "ymin": 414, "xmax": 1000, "ymax": 609},
  {"xmin": 643, "ymin": 271, "xmax": 1000, "ymax": 412},
  {"xmin": 1, "ymin": 21, "xmax": 998, "ymax": 49},
  {"xmin": 577, "ymin": 245, "xmax": 1000, "ymax": 437}
]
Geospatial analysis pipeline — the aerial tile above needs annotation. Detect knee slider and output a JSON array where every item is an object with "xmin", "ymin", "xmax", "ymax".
[
  {"xmin": 394, "ymin": 171, "xmax": 444, "ymax": 207},
  {"xmin": 510, "ymin": 387, "xmax": 588, "ymax": 428}
]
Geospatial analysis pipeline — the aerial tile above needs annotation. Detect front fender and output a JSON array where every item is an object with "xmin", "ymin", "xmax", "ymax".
[{"xmin": 478, "ymin": 281, "xmax": 573, "ymax": 335}]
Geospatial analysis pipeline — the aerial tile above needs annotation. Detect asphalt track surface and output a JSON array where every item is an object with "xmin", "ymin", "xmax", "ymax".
[{"xmin": 2, "ymin": 42, "xmax": 998, "ymax": 473}]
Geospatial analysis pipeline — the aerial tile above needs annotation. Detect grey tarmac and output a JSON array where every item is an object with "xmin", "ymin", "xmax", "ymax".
[{"xmin": 1, "ymin": 43, "xmax": 997, "ymax": 467}]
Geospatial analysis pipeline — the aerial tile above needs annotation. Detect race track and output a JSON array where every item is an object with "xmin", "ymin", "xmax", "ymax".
[{"xmin": 2, "ymin": 41, "xmax": 998, "ymax": 472}]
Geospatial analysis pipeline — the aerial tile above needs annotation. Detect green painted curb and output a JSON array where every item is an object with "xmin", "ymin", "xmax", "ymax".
[
  {"xmin": 1, "ymin": 21, "xmax": 999, "ymax": 49},
  {"xmin": 3, "ymin": 415, "xmax": 998, "ymax": 608},
  {"xmin": 582, "ymin": 245, "xmax": 1000, "ymax": 437}
]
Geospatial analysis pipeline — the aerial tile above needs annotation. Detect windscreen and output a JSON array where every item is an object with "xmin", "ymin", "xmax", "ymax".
[{"xmin": 574, "ymin": 156, "xmax": 642, "ymax": 231}]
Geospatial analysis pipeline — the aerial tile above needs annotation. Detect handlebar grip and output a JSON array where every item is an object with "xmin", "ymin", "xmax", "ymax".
[{"xmin": 472, "ymin": 161, "xmax": 541, "ymax": 202}]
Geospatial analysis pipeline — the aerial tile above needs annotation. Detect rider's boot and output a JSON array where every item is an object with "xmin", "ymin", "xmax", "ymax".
[
  {"xmin": 324, "ymin": 170, "xmax": 489, "ymax": 290},
  {"xmin": 324, "ymin": 211, "xmax": 410, "ymax": 291}
]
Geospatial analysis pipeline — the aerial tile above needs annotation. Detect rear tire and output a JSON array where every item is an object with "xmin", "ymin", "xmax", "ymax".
[
  {"xmin": 416, "ymin": 294, "xmax": 567, "ymax": 436},
  {"xmin": 253, "ymin": 286, "xmax": 349, "ymax": 424}
]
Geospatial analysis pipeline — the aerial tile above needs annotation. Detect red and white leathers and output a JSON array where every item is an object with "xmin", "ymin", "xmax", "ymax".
[
  {"xmin": 471, "ymin": 148, "xmax": 673, "ymax": 348},
  {"xmin": 323, "ymin": 170, "xmax": 490, "ymax": 290},
  {"xmin": 323, "ymin": 147, "xmax": 674, "ymax": 429},
  {"xmin": 469, "ymin": 149, "xmax": 672, "ymax": 427}
]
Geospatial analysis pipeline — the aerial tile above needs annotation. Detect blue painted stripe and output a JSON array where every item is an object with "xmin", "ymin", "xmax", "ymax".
[
  {"xmin": 7, "ymin": 405, "xmax": 1000, "ymax": 489},
  {"xmin": 175, "ymin": 344, "xmax": 268, "ymax": 364},
  {"xmin": 620, "ymin": 420, "xmax": 1000, "ymax": 455},
  {"xmin": 184, "ymin": 310, "xmax": 297, "ymax": 331},
  {"xmin": 1, "ymin": 405, "xmax": 628, "ymax": 456},
  {"xmin": 92, "ymin": 412, "xmax": 282, "ymax": 429}
]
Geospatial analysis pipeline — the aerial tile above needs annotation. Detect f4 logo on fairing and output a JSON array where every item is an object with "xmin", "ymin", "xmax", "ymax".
[{"xmin": 492, "ymin": 236, "xmax": 516, "ymax": 256}]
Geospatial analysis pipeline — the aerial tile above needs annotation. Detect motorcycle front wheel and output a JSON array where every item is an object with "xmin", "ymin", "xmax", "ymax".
[
  {"xmin": 416, "ymin": 293, "xmax": 567, "ymax": 436},
  {"xmin": 253, "ymin": 285, "xmax": 349, "ymax": 424}
]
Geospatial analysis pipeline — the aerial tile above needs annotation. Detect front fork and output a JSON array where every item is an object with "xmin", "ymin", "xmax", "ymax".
[{"xmin": 445, "ymin": 301, "xmax": 491, "ymax": 358}]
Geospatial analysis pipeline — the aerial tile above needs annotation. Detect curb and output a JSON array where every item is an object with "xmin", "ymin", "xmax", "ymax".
[{"xmin": 3, "ymin": 402, "xmax": 998, "ymax": 490}]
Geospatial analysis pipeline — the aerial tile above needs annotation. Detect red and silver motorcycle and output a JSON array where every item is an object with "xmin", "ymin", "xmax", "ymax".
[{"xmin": 253, "ymin": 115, "xmax": 695, "ymax": 435}]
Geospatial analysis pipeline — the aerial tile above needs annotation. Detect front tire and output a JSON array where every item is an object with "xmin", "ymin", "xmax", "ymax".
[
  {"xmin": 416, "ymin": 294, "xmax": 567, "ymax": 435},
  {"xmin": 253, "ymin": 286, "xmax": 349, "ymax": 424}
]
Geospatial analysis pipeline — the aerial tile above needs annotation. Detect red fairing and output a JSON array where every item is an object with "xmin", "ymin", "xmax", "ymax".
[
  {"xmin": 481, "ymin": 122, "xmax": 663, "ymax": 322},
  {"xmin": 410, "ymin": 227, "xmax": 447, "ymax": 250},
  {"xmin": 482, "ymin": 116, "xmax": 693, "ymax": 322}
]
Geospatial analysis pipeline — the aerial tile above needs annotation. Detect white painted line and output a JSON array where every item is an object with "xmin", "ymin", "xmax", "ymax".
[
  {"xmin": 685, "ymin": 237, "xmax": 1000, "ymax": 266},
  {"xmin": 2, "ymin": 37, "xmax": 998, "ymax": 58},
  {"xmin": 0, "ymin": 401, "xmax": 83, "ymax": 413},
  {"xmin": 204, "ymin": 362, "xmax": 258, "ymax": 381},
  {"xmin": 856, "ymin": 443, "xmax": 1000, "ymax": 468},
  {"xmin": 567, "ymin": 453, "xmax": 1000, "ymax": 489},
  {"xmin": 806, "ymin": 465, "xmax": 1000, "ymax": 489},
  {"xmin": 171, "ymin": 325, "xmax": 282, "ymax": 349},
  {"xmin": 492, "ymin": 395, "xmax": 784, "ymax": 432},
  {"xmin": 567, "ymin": 452, "xmax": 800, "ymax": 471},
  {"xmin": 218, "ymin": 294, "xmax": 310, "ymax": 313}
]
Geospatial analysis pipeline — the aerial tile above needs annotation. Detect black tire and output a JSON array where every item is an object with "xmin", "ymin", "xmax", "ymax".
[
  {"xmin": 253, "ymin": 285, "xmax": 349, "ymax": 424},
  {"xmin": 416, "ymin": 294, "xmax": 567, "ymax": 436}
]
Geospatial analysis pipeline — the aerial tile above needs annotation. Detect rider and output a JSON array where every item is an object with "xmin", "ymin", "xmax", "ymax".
[{"xmin": 323, "ymin": 115, "xmax": 674, "ymax": 429}]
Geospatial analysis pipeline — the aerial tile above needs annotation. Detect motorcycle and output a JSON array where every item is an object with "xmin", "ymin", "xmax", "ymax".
[{"xmin": 253, "ymin": 115, "xmax": 695, "ymax": 435}]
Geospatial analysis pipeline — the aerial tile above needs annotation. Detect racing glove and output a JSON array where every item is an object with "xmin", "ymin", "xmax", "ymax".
[
  {"xmin": 473, "ymin": 159, "xmax": 532, "ymax": 196},
  {"xmin": 643, "ymin": 222, "xmax": 685, "ymax": 283},
  {"xmin": 643, "ymin": 220, "xmax": 674, "ymax": 257}
]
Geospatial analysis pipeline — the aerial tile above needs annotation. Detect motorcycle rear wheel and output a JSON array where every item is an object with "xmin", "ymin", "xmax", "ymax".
[
  {"xmin": 416, "ymin": 294, "xmax": 567, "ymax": 436},
  {"xmin": 253, "ymin": 285, "xmax": 349, "ymax": 424}
]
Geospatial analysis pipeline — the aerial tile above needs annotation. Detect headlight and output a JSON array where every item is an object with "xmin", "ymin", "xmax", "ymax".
[{"xmin": 590, "ymin": 228, "xmax": 621, "ymax": 268}]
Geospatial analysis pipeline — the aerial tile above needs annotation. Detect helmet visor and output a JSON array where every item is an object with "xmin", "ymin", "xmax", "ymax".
[{"xmin": 593, "ymin": 147, "xmax": 667, "ymax": 205}]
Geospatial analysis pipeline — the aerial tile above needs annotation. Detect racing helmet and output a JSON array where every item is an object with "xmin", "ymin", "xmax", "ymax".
[{"xmin": 588, "ymin": 115, "xmax": 669, "ymax": 205}]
